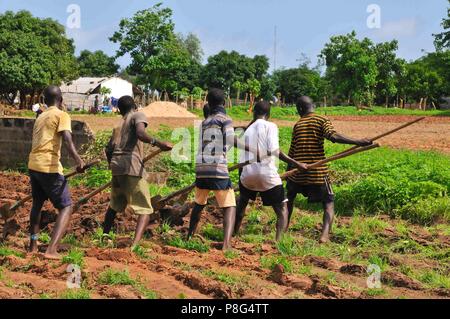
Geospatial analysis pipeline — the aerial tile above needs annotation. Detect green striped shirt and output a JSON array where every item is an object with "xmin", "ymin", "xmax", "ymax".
[{"xmin": 288, "ymin": 113, "xmax": 336, "ymax": 185}]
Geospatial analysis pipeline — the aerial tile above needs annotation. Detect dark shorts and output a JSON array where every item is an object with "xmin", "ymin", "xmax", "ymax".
[
  {"xmin": 195, "ymin": 178, "xmax": 232, "ymax": 190},
  {"xmin": 286, "ymin": 177, "xmax": 334, "ymax": 204},
  {"xmin": 239, "ymin": 182, "xmax": 287, "ymax": 206},
  {"xmin": 29, "ymin": 170, "xmax": 72, "ymax": 209}
]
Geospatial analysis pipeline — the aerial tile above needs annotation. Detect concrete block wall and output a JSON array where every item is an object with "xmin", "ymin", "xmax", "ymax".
[{"xmin": 0, "ymin": 117, "xmax": 94, "ymax": 170}]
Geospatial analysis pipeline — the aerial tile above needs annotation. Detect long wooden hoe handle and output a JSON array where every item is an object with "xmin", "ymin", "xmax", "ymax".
[
  {"xmin": 332, "ymin": 117, "xmax": 425, "ymax": 158},
  {"xmin": 1, "ymin": 159, "xmax": 102, "ymax": 219},
  {"xmin": 280, "ymin": 143, "xmax": 380, "ymax": 180}
]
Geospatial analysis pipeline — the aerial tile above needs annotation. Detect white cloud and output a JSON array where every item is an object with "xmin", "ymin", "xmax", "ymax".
[{"xmin": 374, "ymin": 17, "xmax": 419, "ymax": 38}]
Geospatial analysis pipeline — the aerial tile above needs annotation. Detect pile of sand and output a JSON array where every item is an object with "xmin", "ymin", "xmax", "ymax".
[{"xmin": 141, "ymin": 101, "xmax": 197, "ymax": 118}]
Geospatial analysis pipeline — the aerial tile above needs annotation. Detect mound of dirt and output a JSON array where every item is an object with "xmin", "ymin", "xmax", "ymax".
[{"xmin": 141, "ymin": 102, "xmax": 198, "ymax": 119}]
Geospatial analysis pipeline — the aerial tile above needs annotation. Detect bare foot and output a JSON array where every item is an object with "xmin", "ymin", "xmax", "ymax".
[
  {"xmin": 29, "ymin": 241, "xmax": 38, "ymax": 253},
  {"xmin": 222, "ymin": 242, "xmax": 232, "ymax": 251},
  {"xmin": 43, "ymin": 251, "xmax": 62, "ymax": 260},
  {"xmin": 319, "ymin": 234, "xmax": 330, "ymax": 244}
]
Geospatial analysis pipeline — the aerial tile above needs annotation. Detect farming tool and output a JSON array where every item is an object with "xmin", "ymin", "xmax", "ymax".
[
  {"xmin": 0, "ymin": 159, "xmax": 101, "ymax": 221},
  {"xmin": 280, "ymin": 143, "xmax": 380, "ymax": 180},
  {"xmin": 333, "ymin": 117, "xmax": 425, "ymax": 158},
  {"xmin": 74, "ymin": 149, "xmax": 164, "ymax": 211}
]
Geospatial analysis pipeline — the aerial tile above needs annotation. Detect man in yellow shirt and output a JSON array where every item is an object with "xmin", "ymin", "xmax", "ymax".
[{"xmin": 28, "ymin": 85, "xmax": 85, "ymax": 259}]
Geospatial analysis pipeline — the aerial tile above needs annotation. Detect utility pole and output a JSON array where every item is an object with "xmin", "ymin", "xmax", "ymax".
[{"xmin": 273, "ymin": 25, "xmax": 277, "ymax": 73}]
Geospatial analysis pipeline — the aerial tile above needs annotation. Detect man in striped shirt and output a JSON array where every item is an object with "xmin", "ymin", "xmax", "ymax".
[
  {"xmin": 287, "ymin": 96, "xmax": 372, "ymax": 243},
  {"xmin": 188, "ymin": 89, "xmax": 257, "ymax": 250}
]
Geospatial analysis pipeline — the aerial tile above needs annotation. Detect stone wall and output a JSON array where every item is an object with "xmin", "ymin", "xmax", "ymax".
[{"xmin": 0, "ymin": 117, "xmax": 94, "ymax": 170}]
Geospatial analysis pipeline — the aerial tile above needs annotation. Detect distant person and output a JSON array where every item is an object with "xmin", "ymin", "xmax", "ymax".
[
  {"xmin": 103, "ymin": 96, "xmax": 172, "ymax": 248},
  {"xmin": 187, "ymin": 89, "xmax": 258, "ymax": 251},
  {"xmin": 287, "ymin": 96, "xmax": 372, "ymax": 243},
  {"xmin": 234, "ymin": 101, "xmax": 308, "ymax": 241},
  {"xmin": 94, "ymin": 95, "xmax": 100, "ymax": 112},
  {"xmin": 28, "ymin": 86, "xmax": 85, "ymax": 259},
  {"xmin": 31, "ymin": 101, "xmax": 46, "ymax": 118}
]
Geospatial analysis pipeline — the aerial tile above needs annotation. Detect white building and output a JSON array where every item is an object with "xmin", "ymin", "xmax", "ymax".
[{"xmin": 60, "ymin": 77, "xmax": 138, "ymax": 111}]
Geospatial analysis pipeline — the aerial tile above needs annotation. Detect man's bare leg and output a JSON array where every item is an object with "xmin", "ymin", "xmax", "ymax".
[
  {"xmin": 132, "ymin": 214, "xmax": 150, "ymax": 247},
  {"xmin": 29, "ymin": 200, "xmax": 44, "ymax": 253},
  {"xmin": 234, "ymin": 196, "xmax": 249, "ymax": 236},
  {"xmin": 223, "ymin": 206, "xmax": 236, "ymax": 251},
  {"xmin": 286, "ymin": 194, "xmax": 296, "ymax": 229},
  {"xmin": 272, "ymin": 202, "xmax": 288, "ymax": 241},
  {"xmin": 44, "ymin": 206, "xmax": 72, "ymax": 259},
  {"xmin": 319, "ymin": 201, "xmax": 335, "ymax": 243},
  {"xmin": 187, "ymin": 204, "xmax": 204, "ymax": 239},
  {"xmin": 103, "ymin": 206, "xmax": 118, "ymax": 234}
]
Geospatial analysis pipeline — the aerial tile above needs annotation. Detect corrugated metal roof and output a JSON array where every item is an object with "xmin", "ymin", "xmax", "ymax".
[{"xmin": 60, "ymin": 77, "xmax": 108, "ymax": 95}]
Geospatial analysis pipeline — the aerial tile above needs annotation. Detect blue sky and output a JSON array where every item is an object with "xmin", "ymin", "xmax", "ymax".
[{"xmin": 1, "ymin": 0, "xmax": 448, "ymax": 71}]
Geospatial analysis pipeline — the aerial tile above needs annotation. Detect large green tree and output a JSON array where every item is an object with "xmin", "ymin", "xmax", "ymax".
[
  {"xmin": 202, "ymin": 50, "xmax": 269, "ymax": 94},
  {"xmin": 319, "ymin": 31, "xmax": 378, "ymax": 107},
  {"xmin": 77, "ymin": 50, "xmax": 119, "ymax": 77},
  {"xmin": 433, "ymin": 0, "xmax": 450, "ymax": 51},
  {"xmin": 0, "ymin": 10, "xmax": 78, "ymax": 107},
  {"xmin": 373, "ymin": 40, "xmax": 402, "ymax": 107},
  {"xmin": 177, "ymin": 32, "xmax": 203, "ymax": 64},
  {"xmin": 273, "ymin": 66, "xmax": 322, "ymax": 103},
  {"xmin": 110, "ymin": 3, "xmax": 193, "ymax": 94}
]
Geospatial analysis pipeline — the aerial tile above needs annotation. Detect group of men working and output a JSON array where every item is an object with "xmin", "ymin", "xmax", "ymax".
[{"xmin": 26, "ymin": 85, "xmax": 371, "ymax": 258}]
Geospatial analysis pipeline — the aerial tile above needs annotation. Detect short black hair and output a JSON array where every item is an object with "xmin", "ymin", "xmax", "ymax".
[
  {"xmin": 118, "ymin": 95, "xmax": 136, "ymax": 114},
  {"xmin": 202, "ymin": 104, "xmax": 211, "ymax": 119},
  {"xmin": 207, "ymin": 88, "xmax": 225, "ymax": 107},
  {"xmin": 43, "ymin": 85, "xmax": 62, "ymax": 106},
  {"xmin": 254, "ymin": 100, "xmax": 271, "ymax": 117},
  {"xmin": 296, "ymin": 96, "xmax": 314, "ymax": 110}
]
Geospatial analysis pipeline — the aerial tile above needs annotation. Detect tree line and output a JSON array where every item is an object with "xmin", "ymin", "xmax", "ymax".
[{"xmin": 0, "ymin": 2, "xmax": 449, "ymax": 108}]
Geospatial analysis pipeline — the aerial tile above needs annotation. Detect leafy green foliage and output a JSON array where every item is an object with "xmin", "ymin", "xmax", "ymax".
[
  {"xmin": 62, "ymin": 248, "xmax": 85, "ymax": 267},
  {"xmin": 260, "ymin": 255, "xmax": 293, "ymax": 272},
  {"xmin": 98, "ymin": 269, "xmax": 135, "ymax": 285},
  {"xmin": 0, "ymin": 246, "xmax": 25, "ymax": 258},
  {"xmin": 164, "ymin": 234, "xmax": 209, "ymax": 253},
  {"xmin": 202, "ymin": 223, "xmax": 224, "ymax": 242},
  {"xmin": 77, "ymin": 50, "xmax": 119, "ymax": 77},
  {"xmin": 0, "ymin": 10, "xmax": 77, "ymax": 106},
  {"xmin": 59, "ymin": 289, "xmax": 91, "ymax": 299}
]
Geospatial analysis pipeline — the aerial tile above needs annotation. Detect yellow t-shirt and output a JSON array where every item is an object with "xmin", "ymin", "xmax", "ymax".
[{"xmin": 28, "ymin": 106, "xmax": 72, "ymax": 174}]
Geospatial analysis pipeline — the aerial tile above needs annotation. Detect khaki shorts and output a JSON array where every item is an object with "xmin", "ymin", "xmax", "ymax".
[
  {"xmin": 194, "ymin": 187, "xmax": 236, "ymax": 208},
  {"xmin": 110, "ymin": 175, "xmax": 153, "ymax": 215}
]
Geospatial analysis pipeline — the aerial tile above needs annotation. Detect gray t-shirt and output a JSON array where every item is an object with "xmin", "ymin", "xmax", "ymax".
[{"xmin": 109, "ymin": 111, "xmax": 149, "ymax": 177}]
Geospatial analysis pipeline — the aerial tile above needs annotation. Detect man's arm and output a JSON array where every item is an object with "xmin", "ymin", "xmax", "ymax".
[
  {"xmin": 272, "ymin": 150, "xmax": 308, "ymax": 171},
  {"xmin": 61, "ymin": 131, "xmax": 85, "ymax": 171},
  {"xmin": 328, "ymin": 133, "xmax": 372, "ymax": 146},
  {"xmin": 136, "ymin": 122, "xmax": 172, "ymax": 151}
]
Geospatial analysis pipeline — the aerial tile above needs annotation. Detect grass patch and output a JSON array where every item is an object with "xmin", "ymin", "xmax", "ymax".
[
  {"xmin": 202, "ymin": 223, "xmax": 224, "ymax": 241},
  {"xmin": 260, "ymin": 255, "xmax": 293, "ymax": 273},
  {"xmin": 61, "ymin": 234, "xmax": 79, "ymax": 246},
  {"xmin": 366, "ymin": 288, "xmax": 387, "ymax": 297},
  {"xmin": 62, "ymin": 248, "xmax": 85, "ymax": 267},
  {"xmin": 98, "ymin": 268, "xmax": 136, "ymax": 286},
  {"xmin": 417, "ymin": 270, "xmax": 450, "ymax": 289},
  {"xmin": 91, "ymin": 228, "xmax": 116, "ymax": 248},
  {"xmin": 164, "ymin": 234, "xmax": 209, "ymax": 253},
  {"xmin": 0, "ymin": 246, "xmax": 25, "ymax": 258},
  {"xmin": 59, "ymin": 288, "xmax": 91, "ymax": 299},
  {"xmin": 39, "ymin": 232, "xmax": 51, "ymax": 244},
  {"xmin": 224, "ymin": 250, "xmax": 240, "ymax": 259}
]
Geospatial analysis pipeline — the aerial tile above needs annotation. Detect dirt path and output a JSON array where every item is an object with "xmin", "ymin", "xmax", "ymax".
[{"xmin": 74, "ymin": 114, "xmax": 449, "ymax": 154}]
